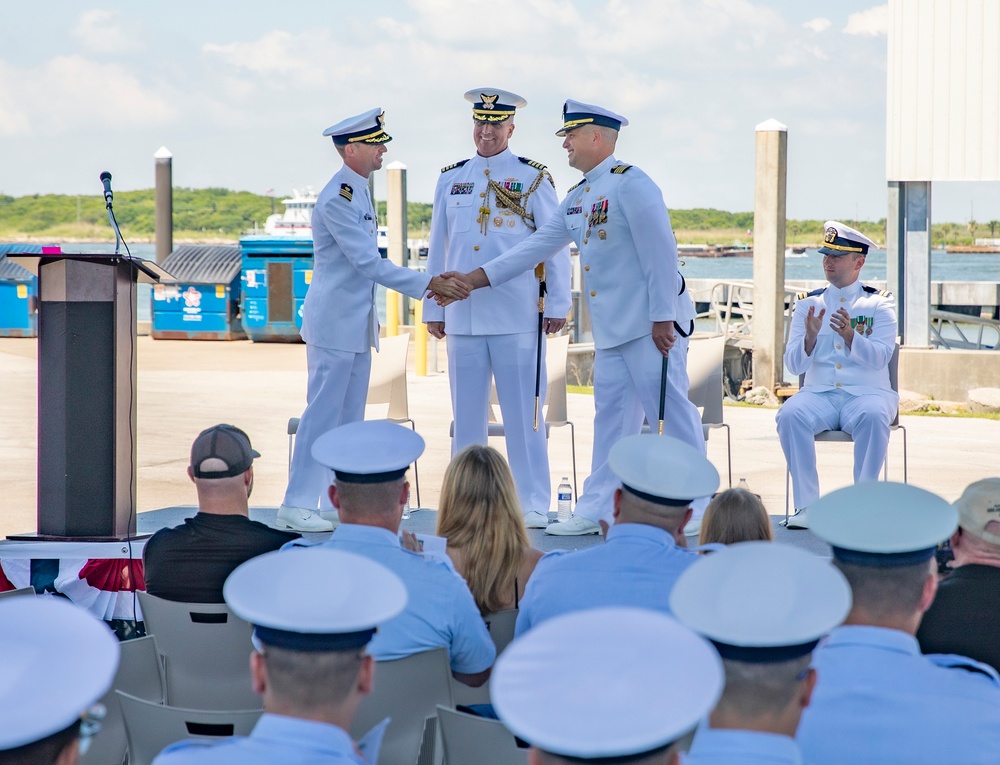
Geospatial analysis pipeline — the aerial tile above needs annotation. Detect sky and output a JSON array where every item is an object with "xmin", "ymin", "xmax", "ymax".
[{"xmin": 1, "ymin": 0, "xmax": 997, "ymax": 224}]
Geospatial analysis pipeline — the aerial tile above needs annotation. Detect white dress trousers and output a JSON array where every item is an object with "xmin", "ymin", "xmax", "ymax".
[{"xmin": 776, "ymin": 281, "xmax": 898, "ymax": 510}]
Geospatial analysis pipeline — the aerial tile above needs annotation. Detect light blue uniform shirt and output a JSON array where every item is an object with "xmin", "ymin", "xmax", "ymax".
[
  {"xmin": 684, "ymin": 729, "xmax": 802, "ymax": 764},
  {"xmin": 797, "ymin": 625, "xmax": 1000, "ymax": 765},
  {"xmin": 153, "ymin": 714, "xmax": 365, "ymax": 765},
  {"xmin": 318, "ymin": 525, "xmax": 495, "ymax": 674},
  {"xmin": 515, "ymin": 523, "xmax": 698, "ymax": 635}
]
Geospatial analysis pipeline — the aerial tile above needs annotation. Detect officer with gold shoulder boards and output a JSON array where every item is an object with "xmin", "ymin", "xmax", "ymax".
[
  {"xmin": 278, "ymin": 108, "xmax": 470, "ymax": 533},
  {"xmin": 423, "ymin": 89, "xmax": 570, "ymax": 528},
  {"xmin": 454, "ymin": 99, "xmax": 705, "ymax": 537},
  {"xmin": 776, "ymin": 221, "xmax": 897, "ymax": 529}
]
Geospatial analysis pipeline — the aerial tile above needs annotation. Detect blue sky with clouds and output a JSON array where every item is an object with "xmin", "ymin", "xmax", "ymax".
[{"xmin": 1, "ymin": 1, "xmax": 996, "ymax": 223}]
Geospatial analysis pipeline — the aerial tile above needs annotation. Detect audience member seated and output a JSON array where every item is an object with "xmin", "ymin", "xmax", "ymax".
[
  {"xmin": 917, "ymin": 478, "xmax": 1000, "ymax": 672},
  {"xmin": 155, "ymin": 547, "xmax": 406, "ymax": 764},
  {"xmin": 492, "ymin": 607, "xmax": 723, "ymax": 765},
  {"xmin": 698, "ymin": 488, "xmax": 773, "ymax": 546},
  {"xmin": 515, "ymin": 434, "xmax": 719, "ymax": 636},
  {"xmin": 434, "ymin": 445, "xmax": 544, "ymax": 615},
  {"xmin": 143, "ymin": 424, "xmax": 299, "ymax": 603},
  {"xmin": 672, "ymin": 542, "xmax": 851, "ymax": 764},
  {"xmin": 0, "ymin": 598, "xmax": 119, "ymax": 765},
  {"xmin": 797, "ymin": 482, "xmax": 1000, "ymax": 765},
  {"xmin": 309, "ymin": 420, "xmax": 496, "ymax": 687}
]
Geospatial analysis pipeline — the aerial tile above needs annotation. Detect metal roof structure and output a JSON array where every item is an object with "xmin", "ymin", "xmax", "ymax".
[{"xmin": 160, "ymin": 245, "xmax": 241, "ymax": 284}]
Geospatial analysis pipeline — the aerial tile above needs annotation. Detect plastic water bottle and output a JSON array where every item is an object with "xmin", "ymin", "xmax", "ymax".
[
  {"xmin": 402, "ymin": 486, "xmax": 411, "ymax": 520},
  {"xmin": 557, "ymin": 478, "xmax": 573, "ymax": 522},
  {"xmin": 738, "ymin": 477, "xmax": 750, "ymax": 492}
]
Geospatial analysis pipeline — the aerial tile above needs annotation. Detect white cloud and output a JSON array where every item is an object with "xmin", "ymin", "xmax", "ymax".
[
  {"xmin": 72, "ymin": 9, "xmax": 144, "ymax": 53},
  {"xmin": 804, "ymin": 18, "xmax": 832, "ymax": 33},
  {"xmin": 844, "ymin": 5, "xmax": 888, "ymax": 36},
  {"xmin": 0, "ymin": 55, "xmax": 174, "ymax": 137}
]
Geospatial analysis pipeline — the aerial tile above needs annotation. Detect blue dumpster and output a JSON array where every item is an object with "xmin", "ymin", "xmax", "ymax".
[
  {"xmin": 0, "ymin": 244, "xmax": 43, "ymax": 338},
  {"xmin": 239, "ymin": 237, "xmax": 314, "ymax": 343},
  {"xmin": 152, "ymin": 245, "xmax": 246, "ymax": 340}
]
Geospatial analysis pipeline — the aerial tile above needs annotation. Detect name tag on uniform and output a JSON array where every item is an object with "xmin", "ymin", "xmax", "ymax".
[{"xmin": 450, "ymin": 183, "xmax": 474, "ymax": 195}]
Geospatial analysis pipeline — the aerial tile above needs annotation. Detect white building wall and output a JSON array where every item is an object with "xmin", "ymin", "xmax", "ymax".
[{"xmin": 887, "ymin": 0, "xmax": 1000, "ymax": 181}]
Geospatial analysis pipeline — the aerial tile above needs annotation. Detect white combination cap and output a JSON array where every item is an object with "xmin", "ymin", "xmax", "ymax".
[
  {"xmin": 464, "ymin": 88, "xmax": 527, "ymax": 121},
  {"xmin": 818, "ymin": 220, "xmax": 879, "ymax": 256},
  {"xmin": 609, "ymin": 434, "xmax": 720, "ymax": 507},
  {"xmin": 311, "ymin": 420, "xmax": 424, "ymax": 484},
  {"xmin": 225, "ymin": 547, "xmax": 407, "ymax": 652},
  {"xmin": 322, "ymin": 107, "xmax": 392, "ymax": 145},
  {"xmin": 0, "ymin": 598, "xmax": 119, "ymax": 750},
  {"xmin": 491, "ymin": 607, "xmax": 723, "ymax": 759},
  {"xmin": 671, "ymin": 541, "xmax": 852, "ymax": 661},
  {"xmin": 953, "ymin": 478, "xmax": 1000, "ymax": 545},
  {"xmin": 809, "ymin": 482, "xmax": 957, "ymax": 567},
  {"xmin": 556, "ymin": 99, "xmax": 629, "ymax": 136}
]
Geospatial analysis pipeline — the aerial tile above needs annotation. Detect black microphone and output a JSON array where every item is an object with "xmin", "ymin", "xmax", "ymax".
[{"xmin": 100, "ymin": 171, "xmax": 113, "ymax": 205}]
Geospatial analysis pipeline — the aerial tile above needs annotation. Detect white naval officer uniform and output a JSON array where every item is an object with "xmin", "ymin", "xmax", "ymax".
[
  {"xmin": 776, "ymin": 281, "xmax": 898, "ymax": 510},
  {"xmin": 424, "ymin": 148, "xmax": 570, "ymax": 517},
  {"xmin": 482, "ymin": 154, "xmax": 704, "ymax": 527},
  {"xmin": 283, "ymin": 164, "xmax": 430, "ymax": 514}
]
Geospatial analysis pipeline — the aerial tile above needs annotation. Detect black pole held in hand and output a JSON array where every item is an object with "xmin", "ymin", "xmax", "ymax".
[
  {"xmin": 657, "ymin": 354, "xmax": 668, "ymax": 435},
  {"xmin": 533, "ymin": 263, "xmax": 546, "ymax": 432}
]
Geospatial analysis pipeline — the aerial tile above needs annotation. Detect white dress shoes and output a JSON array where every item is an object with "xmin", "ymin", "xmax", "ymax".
[
  {"xmin": 786, "ymin": 508, "xmax": 810, "ymax": 530},
  {"xmin": 523, "ymin": 511, "xmax": 549, "ymax": 529},
  {"xmin": 544, "ymin": 515, "xmax": 601, "ymax": 536},
  {"xmin": 276, "ymin": 505, "xmax": 334, "ymax": 533}
]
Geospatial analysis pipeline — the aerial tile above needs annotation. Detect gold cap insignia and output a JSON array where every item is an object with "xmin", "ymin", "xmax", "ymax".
[
  {"xmin": 480, "ymin": 94, "xmax": 498, "ymax": 110},
  {"xmin": 824, "ymin": 227, "xmax": 837, "ymax": 244}
]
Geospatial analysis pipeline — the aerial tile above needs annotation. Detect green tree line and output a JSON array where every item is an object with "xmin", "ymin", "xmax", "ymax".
[{"xmin": 1, "ymin": 191, "xmax": 996, "ymax": 244}]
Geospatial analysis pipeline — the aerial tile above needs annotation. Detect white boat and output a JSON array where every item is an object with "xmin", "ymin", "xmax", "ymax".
[
  {"xmin": 263, "ymin": 188, "xmax": 317, "ymax": 237},
  {"xmin": 785, "ymin": 247, "xmax": 808, "ymax": 258}
]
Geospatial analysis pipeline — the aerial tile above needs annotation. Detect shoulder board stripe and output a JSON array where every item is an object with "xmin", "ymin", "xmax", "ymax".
[
  {"xmin": 567, "ymin": 179, "xmax": 585, "ymax": 192},
  {"xmin": 796, "ymin": 287, "xmax": 826, "ymax": 300},
  {"xmin": 862, "ymin": 285, "xmax": 893, "ymax": 297},
  {"xmin": 610, "ymin": 164, "xmax": 633, "ymax": 174},
  {"xmin": 518, "ymin": 156, "xmax": 548, "ymax": 171},
  {"xmin": 440, "ymin": 159, "xmax": 469, "ymax": 173},
  {"xmin": 339, "ymin": 183, "xmax": 353, "ymax": 202}
]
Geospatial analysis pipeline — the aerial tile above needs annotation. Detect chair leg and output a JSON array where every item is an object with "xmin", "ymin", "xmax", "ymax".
[
  {"xmin": 404, "ymin": 419, "xmax": 421, "ymax": 508},
  {"xmin": 569, "ymin": 422, "xmax": 578, "ymax": 502},
  {"xmin": 900, "ymin": 425, "xmax": 908, "ymax": 484},
  {"xmin": 782, "ymin": 467, "xmax": 791, "ymax": 527},
  {"xmin": 723, "ymin": 424, "xmax": 732, "ymax": 488}
]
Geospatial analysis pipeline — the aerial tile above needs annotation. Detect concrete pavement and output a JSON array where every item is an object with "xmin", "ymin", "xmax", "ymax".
[{"xmin": 1, "ymin": 336, "xmax": 996, "ymax": 555}]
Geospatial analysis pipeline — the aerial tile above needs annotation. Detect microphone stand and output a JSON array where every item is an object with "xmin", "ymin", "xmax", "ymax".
[{"xmin": 106, "ymin": 195, "xmax": 122, "ymax": 256}]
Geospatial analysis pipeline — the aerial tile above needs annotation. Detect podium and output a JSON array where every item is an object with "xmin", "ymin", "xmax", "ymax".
[{"xmin": 8, "ymin": 252, "xmax": 172, "ymax": 540}]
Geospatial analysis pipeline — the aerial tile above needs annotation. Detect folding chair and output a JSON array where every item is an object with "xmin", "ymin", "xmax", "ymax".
[
  {"xmin": 782, "ymin": 343, "xmax": 908, "ymax": 524},
  {"xmin": 81, "ymin": 635, "xmax": 166, "ymax": 765},
  {"xmin": 287, "ymin": 333, "xmax": 422, "ymax": 506},
  {"xmin": 453, "ymin": 609, "xmax": 519, "ymax": 708},
  {"xmin": 450, "ymin": 333, "xmax": 579, "ymax": 500},
  {"xmin": 641, "ymin": 334, "xmax": 732, "ymax": 486},
  {"xmin": 350, "ymin": 647, "xmax": 454, "ymax": 765},
  {"xmin": 436, "ymin": 706, "xmax": 528, "ymax": 765},
  {"xmin": 116, "ymin": 691, "xmax": 260, "ymax": 765},
  {"xmin": 137, "ymin": 591, "xmax": 260, "ymax": 710}
]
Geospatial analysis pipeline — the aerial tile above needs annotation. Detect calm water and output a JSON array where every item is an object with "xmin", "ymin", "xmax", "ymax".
[{"xmin": 57, "ymin": 242, "xmax": 1000, "ymax": 324}]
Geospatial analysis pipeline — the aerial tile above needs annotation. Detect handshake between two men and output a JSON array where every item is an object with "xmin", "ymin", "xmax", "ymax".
[{"xmin": 425, "ymin": 270, "xmax": 476, "ymax": 307}]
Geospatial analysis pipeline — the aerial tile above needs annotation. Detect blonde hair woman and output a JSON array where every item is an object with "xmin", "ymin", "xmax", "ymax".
[
  {"xmin": 698, "ymin": 488, "xmax": 773, "ymax": 546},
  {"xmin": 436, "ymin": 446, "xmax": 544, "ymax": 615}
]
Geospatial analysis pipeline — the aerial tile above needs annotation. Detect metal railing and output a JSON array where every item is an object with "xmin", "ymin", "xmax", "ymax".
[{"xmin": 930, "ymin": 309, "xmax": 1000, "ymax": 350}]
